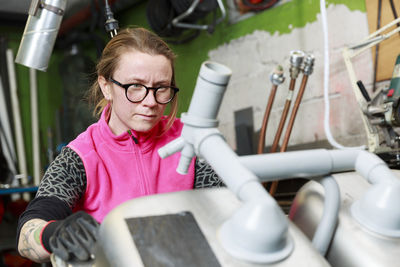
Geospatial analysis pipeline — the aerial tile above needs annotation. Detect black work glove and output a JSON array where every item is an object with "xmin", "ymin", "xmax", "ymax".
[{"xmin": 48, "ymin": 211, "xmax": 99, "ymax": 261}]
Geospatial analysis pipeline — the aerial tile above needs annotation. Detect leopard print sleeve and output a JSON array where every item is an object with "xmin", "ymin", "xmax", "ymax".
[
  {"xmin": 194, "ymin": 158, "xmax": 225, "ymax": 188},
  {"xmin": 36, "ymin": 146, "xmax": 86, "ymax": 209}
]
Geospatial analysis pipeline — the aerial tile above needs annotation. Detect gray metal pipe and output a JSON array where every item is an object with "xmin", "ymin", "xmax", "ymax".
[
  {"xmin": 310, "ymin": 175, "xmax": 340, "ymax": 256},
  {"xmin": 199, "ymin": 133, "xmax": 265, "ymax": 202},
  {"xmin": 239, "ymin": 149, "xmax": 362, "ymax": 181},
  {"xmin": 16, "ymin": 0, "xmax": 67, "ymax": 71}
]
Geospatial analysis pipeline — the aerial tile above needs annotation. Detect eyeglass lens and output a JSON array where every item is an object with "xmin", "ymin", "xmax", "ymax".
[{"xmin": 127, "ymin": 85, "xmax": 174, "ymax": 103}]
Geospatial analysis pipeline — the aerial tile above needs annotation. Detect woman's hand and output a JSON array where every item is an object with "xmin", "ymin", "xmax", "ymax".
[{"xmin": 18, "ymin": 218, "xmax": 51, "ymax": 263}]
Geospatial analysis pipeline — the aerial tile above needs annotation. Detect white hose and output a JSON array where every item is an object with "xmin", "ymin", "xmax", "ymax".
[
  {"xmin": 320, "ymin": 0, "xmax": 366, "ymax": 150},
  {"xmin": 312, "ymin": 175, "xmax": 340, "ymax": 256},
  {"xmin": 7, "ymin": 49, "xmax": 28, "ymax": 184},
  {"xmin": 30, "ymin": 68, "xmax": 41, "ymax": 186}
]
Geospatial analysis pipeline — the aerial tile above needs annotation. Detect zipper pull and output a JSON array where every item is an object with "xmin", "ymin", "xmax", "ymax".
[{"xmin": 127, "ymin": 129, "xmax": 138, "ymax": 144}]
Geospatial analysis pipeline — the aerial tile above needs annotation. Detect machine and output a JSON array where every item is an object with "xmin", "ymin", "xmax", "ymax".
[
  {"xmin": 342, "ymin": 17, "xmax": 400, "ymax": 167},
  {"xmin": 93, "ymin": 60, "xmax": 400, "ymax": 267}
]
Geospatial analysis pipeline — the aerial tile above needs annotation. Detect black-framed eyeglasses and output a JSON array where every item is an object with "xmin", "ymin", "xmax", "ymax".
[{"xmin": 109, "ymin": 78, "xmax": 179, "ymax": 104}]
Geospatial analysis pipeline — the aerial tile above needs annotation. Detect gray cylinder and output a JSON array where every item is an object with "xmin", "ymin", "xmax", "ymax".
[
  {"xmin": 186, "ymin": 61, "xmax": 232, "ymax": 124},
  {"xmin": 289, "ymin": 171, "xmax": 400, "ymax": 267},
  {"xmin": 15, "ymin": 0, "xmax": 66, "ymax": 71}
]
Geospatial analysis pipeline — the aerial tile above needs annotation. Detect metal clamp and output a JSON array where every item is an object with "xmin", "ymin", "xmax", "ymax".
[{"xmin": 40, "ymin": 0, "xmax": 65, "ymax": 16}]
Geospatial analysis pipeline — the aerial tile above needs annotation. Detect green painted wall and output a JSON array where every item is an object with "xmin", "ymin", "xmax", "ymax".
[
  {"xmin": 2, "ymin": 0, "xmax": 365, "ymax": 181},
  {"xmin": 119, "ymin": 0, "xmax": 365, "ymax": 113}
]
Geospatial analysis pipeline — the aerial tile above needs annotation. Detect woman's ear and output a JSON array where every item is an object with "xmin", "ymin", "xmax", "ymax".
[{"xmin": 98, "ymin": 76, "xmax": 112, "ymax": 101}]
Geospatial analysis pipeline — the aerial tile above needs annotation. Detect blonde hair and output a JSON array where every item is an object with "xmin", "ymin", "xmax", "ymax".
[{"xmin": 88, "ymin": 27, "xmax": 178, "ymax": 134}]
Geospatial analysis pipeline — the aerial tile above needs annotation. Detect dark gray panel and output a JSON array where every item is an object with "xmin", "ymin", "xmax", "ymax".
[{"xmin": 126, "ymin": 211, "xmax": 221, "ymax": 267}]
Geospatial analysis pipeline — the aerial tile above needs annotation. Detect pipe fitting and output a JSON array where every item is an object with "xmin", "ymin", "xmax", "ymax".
[
  {"xmin": 270, "ymin": 65, "xmax": 285, "ymax": 85},
  {"xmin": 219, "ymin": 197, "xmax": 293, "ymax": 264},
  {"xmin": 302, "ymin": 54, "xmax": 315, "ymax": 76},
  {"xmin": 289, "ymin": 50, "xmax": 305, "ymax": 79}
]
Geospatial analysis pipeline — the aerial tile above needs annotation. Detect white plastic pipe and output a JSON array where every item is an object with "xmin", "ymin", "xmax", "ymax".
[
  {"xmin": 0, "ymin": 74, "xmax": 17, "ymax": 176},
  {"xmin": 354, "ymin": 150, "xmax": 399, "ymax": 184},
  {"xmin": 198, "ymin": 133, "xmax": 263, "ymax": 201},
  {"xmin": 311, "ymin": 175, "xmax": 340, "ymax": 256},
  {"xmin": 7, "ymin": 49, "xmax": 28, "ymax": 186},
  {"xmin": 30, "ymin": 68, "xmax": 41, "ymax": 186},
  {"xmin": 159, "ymin": 61, "xmax": 293, "ymax": 263},
  {"xmin": 239, "ymin": 149, "xmax": 360, "ymax": 180},
  {"xmin": 240, "ymin": 147, "xmax": 400, "ymax": 238}
]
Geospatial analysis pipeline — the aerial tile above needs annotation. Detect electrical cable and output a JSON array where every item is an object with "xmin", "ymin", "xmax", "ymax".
[
  {"xmin": 104, "ymin": 0, "xmax": 119, "ymax": 38},
  {"xmin": 388, "ymin": 0, "xmax": 400, "ymax": 33},
  {"xmin": 372, "ymin": 0, "xmax": 382, "ymax": 93},
  {"xmin": 320, "ymin": 0, "xmax": 366, "ymax": 150}
]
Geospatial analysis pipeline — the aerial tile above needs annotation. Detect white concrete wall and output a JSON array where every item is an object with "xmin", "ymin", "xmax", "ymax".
[{"xmin": 208, "ymin": 4, "xmax": 373, "ymax": 151}]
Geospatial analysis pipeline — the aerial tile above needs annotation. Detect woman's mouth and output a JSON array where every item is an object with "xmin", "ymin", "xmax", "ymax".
[{"xmin": 137, "ymin": 114, "xmax": 156, "ymax": 120}]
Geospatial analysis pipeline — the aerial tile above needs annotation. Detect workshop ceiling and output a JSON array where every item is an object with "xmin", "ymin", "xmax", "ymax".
[
  {"xmin": 0, "ymin": 0, "xmax": 144, "ymax": 34},
  {"xmin": 0, "ymin": 0, "xmax": 93, "ymax": 27}
]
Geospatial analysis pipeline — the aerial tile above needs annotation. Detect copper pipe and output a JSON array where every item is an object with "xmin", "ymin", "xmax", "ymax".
[
  {"xmin": 280, "ymin": 54, "xmax": 315, "ymax": 153},
  {"xmin": 268, "ymin": 79, "xmax": 296, "ymax": 196},
  {"xmin": 269, "ymin": 78, "xmax": 296, "ymax": 153},
  {"xmin": 268, "ymin": 51, "xmax": 305, "ymax": 195},
  {"xmin": 258, "ymin": 66, "xmax": 284, "ymax": 190},
  {"xmin": 258, "ymin": 84, "xmax": 278, "ymax": 154},
  {"xmin": 258, "ymin": 65, "xmax": 284, "ymax": 154},
  {"xmin": 270, "ymin": 54, "xmax": 314, "ymax": 196},
  {"xmin": 268, "ymin": 77, "xmax": 306, "ymax": 196},
  {"xmin": 280, "ymin": 75, "xmax": 309, "ymax": 152}
]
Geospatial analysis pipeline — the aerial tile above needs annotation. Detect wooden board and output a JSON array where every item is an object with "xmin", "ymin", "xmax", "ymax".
[{"xmin": 366, "ymin": 0, "xmax": 400, "ymax": 81}]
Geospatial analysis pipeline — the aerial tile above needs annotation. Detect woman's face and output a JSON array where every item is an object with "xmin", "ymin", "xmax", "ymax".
[{"xmin": 100, "ymin": 50, "xmax": 173, "ymax": 135}]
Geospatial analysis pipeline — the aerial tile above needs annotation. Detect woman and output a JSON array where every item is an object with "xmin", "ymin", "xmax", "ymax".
[{"xmin": 17, "ymin": 27, "xmax": 222, "ymax": 263}]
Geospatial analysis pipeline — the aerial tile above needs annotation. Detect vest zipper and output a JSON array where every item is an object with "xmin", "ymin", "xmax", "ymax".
[
  {"xmin": 127, "ymin": 129, "xmax": 150, "ymax": 194},
  {"xmin": 127, "ymin": 129, "xmax": 138, "ymax": 144}
]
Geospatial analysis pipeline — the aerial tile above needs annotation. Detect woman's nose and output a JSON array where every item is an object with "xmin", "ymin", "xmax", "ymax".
[{"xmin": 141, "ymin": 90, "xmax": 158, "ymax": 106}]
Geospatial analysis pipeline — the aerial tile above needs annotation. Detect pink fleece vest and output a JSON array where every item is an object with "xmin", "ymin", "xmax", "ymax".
[{"xmin": 67, "ymin": 107, "xmax": 195, "ymax": 222}]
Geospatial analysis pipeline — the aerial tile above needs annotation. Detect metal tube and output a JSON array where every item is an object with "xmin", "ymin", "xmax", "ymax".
[
  {"xmin": 280, "ymin": 54, "xmax": 315, "ymax": 152},
  {"xmin": 269, "ymin": 51, "xmax": 307, "ymax": 195},
  {"xmin": 30, "ymin": 68, "xmax": 41, "ymax": 185},
  {"xmin": 269, "ymin": 78, "xmax": 296, "ymax": 153},
  {"xmin": 257, "ymin": 84, "xmax": 277, "ymax": 154},
  {"xmin": 0, "ymin": 75, "xmax": 17, "ymax": 176},
  {"xmin": 268, "ymin": 78, "xmax": 295, "ymax": 195},
  {"xmin": 269, "ymin": 50, "xmax": 304, "ymax": 153},
  {"xmin": 6, "ymin": 49, "xmax": 28, "ymax": 186},
  {"xmin": 280, "ymin": 75, "xmax": 308, "ymax": 152},
  {"xmin": 15, "ymin": 0, "xmax": 67, "ymax": 71},
  {"xmin": 257, "ymin": 65, "xmax": 284, "ymax": 154}
]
